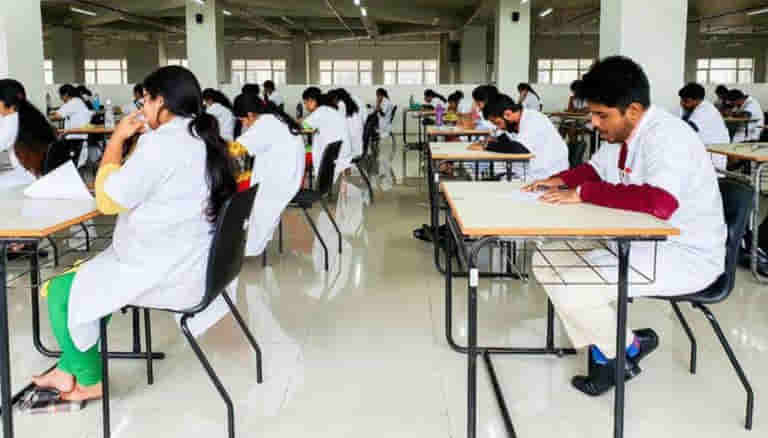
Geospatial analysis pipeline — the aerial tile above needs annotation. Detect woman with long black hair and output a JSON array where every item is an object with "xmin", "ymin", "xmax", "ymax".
[
  {"xmin": 328, "ymin": 88, "xmax": 364, "ymax": 167},
  {"xmin": 424, "ymin": 89, "xmax": 447, "ymax": 106},
  {"xmin": 203, "ymin": 88, "xmax": 236, "ymax": 141},
  {"xmin": 32, "ymin": 66, "xmax": 237, "ymax": 402},
  {"xmin": 233, "ymin": 92, "xmax": 304, "ymax": 256},
  {"xmin": 518, "ymin": 82, "xmax": 543, "ymax": 111},
  {"xmin": 302, "ymin": 86, "xmax": 351, "ymax": 178},
  {"xmin": 375, "ymin": 88, "xmax": 394, "ymax": 138}
]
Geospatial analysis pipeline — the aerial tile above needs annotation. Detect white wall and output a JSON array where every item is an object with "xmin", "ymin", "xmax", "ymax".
[{"xmin": 461, "ymin": 26, "xmax": 487, "ymax": 83}]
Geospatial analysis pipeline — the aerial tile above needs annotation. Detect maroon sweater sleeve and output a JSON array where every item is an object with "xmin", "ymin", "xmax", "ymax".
[
  {"xmin": 556, "ymin": 163, "xmax": 601, "ymax": 188},
  {"xmin": 579, "ymin": 181, "xmax": 680, "ymax": 220}
]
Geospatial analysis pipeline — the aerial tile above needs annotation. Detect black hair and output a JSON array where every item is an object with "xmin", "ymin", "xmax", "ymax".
[
  {"xmin": 570, "ymin": 80, "xmax": 582, "ymax": 92},
  {"xmin": 715, "ymin": 85, "xmax": 729, "ymax": 97},
  {"xmin": 678, "ymin": 83, "xmax": 706, "ymax": 101},
  {"xmin": 133, "ymin": 83, "xmax": 144, "ymax": 96},
  {"xmin": 76, "ymin": 85, "xmax": 92, "ymax": 98},
  {"xmin": 483, "ymin": 94, "xmax": 523, "ymax": 120},
  {"xmin": 517, "ymin": 83, "xmax": 540, "ymax": 100},
  {"xmin": 327, "ymin": 88, "xmax": 359, "ymax": 118},
  {"xmin": 202, "ymin": 88, "xmax": 234, "ymax": 111},
  {"xmin": 58, "ymin": 84, "xmax": 78, "ymax": 99},
  {"xmin": 142, "ymin": 66, "xmax": 236, "ymax": 225},
  {"xmin": 575, "ymin": 56, "xmax": 651, "ymax": 112},
  {"xmin": 424, "ymin": 89, "xmax": 447, "ymax": 103},
  {"xmin": 472, "ymin": 85, "xmax": 499, "ymax": 105},
  {"xmin": 263, "ymin": 80, "xmax": 275, "ymax": 91},
  {"xmin": 0, "ymin": 79, "xmax": 55, "ymax": 175},
  {"xmin": 242, "ymin": 83, "xmax": 260, "ymax": 96},
  {"xmin": 302, "ymin": 86, "xmax": 336, "ymax": 109},
  {"xmin": 376, "ymin": 88, "xmax": 389, "ymax": 99},
  {"xmin": 233, "ymin": 92, "xmax": 301, "ymax": 135},
  {"xmin": 448, "ymin": 90, "xmax": 464, "ymax": 104},
  {"xmin": 727, "ymin": 89, "xmax": 747, "ymax": 101}
]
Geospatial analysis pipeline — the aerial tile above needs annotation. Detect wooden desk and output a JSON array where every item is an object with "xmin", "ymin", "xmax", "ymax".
[
  {"xmin": 545, "ymin": 111, "xmax": 590, "ymax": 121},
  {"xmin": 723, "ymin": 117, "xmax": 758, "ymax": 142},
  {"xmin": 429, "ymin": 142, "xmax": 534, "ymax": 162},
  {"xmin": 440, "ymin": 181, "xmax": 678, "ymax": 438},
  {"xmin": 59, "ymin": 125, "xmax": 115, "ymax": 136},
  {"xmin": 425, "ymin": 126, "xmax": 491, "ymax": 138}
]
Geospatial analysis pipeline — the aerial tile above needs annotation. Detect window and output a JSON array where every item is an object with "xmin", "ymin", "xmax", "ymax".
[
  {"xmin": 231, "ymin": 59, "xmax": 286, "ymax": 85},
  {"xmin": 84, "ymin": 59, "xmax": 128, "ymax": 85},
  {"xmin": 319, "ymin": 60, "xmax": 372, "ymax": 85},
  {"xmin": 536, "ymin": 59, "xmax": 593, "ymax": 84},
  {"xmin": 696, "ymin": 58, "xmax": 753, "ymax": 84},
  {"xmin": 383, "ymin": 60, "xmax": 438, "ymax": 85},
  {"xmin": 167, "ymin": 59, "xmax": 189, "ymax": 68},
  {"xmin": 44, "ymin": 60, "xmax": 53, "ymax": 85}
]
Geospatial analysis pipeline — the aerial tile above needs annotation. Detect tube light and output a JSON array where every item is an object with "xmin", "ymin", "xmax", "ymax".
[
  {"xmin": 70, "ymin": 6, "xmax": 97, "ymax": 16},
  {"xmin": 539, "ymin": 8, "xmax": 553, "ymax": 17},
  {"xmin": 747, "ymin": 7, "xmax": 768, "ymax": 16},
  {"xmin": 223, "ymin": 9, "xmax": 232, "ymax": 16},
  {"xmin": 191, "ymin": 0, "xmax": 205, "ymax": 5},
  {"xmin": 361, "ymin": 7, "xmax": 367, "ymax": 17},
  {"xmin": 521, "ymin": 0, "xmax": 529, "ymax": 4},
  {"xmin": 354, "ymin": 0, "xmax": 361, "ymax": 5}
]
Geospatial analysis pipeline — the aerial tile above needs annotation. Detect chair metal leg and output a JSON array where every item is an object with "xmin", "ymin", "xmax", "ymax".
[
  {"xmin": 356, "ymin": 162, "xmax": 374, "ymax": 204},
  {"xmin": 180, "ymin": 315, "xmax": 236, "ymax": 438},
  {"xmin": 278, "ymin": 218, "xmax": 283, "ymax": 254},
  {"xmin": 262, "ymin": 250, "xmax": 267, "ymax": 267},
  {"xmin": 144, "ymin": 309, "xmax": 154, "ymax": 385},
  {"xmin": 221, "ymin": 292, "xmax": 263, "ymax": 383},
  {"xmin": 320, "ymin": 200, "xmax": 342, "ymax": 254},
  {"xmin": 132, "ymin": 308, "xmax": 141, "ymax": 353},
  {"xmin": 696, "ymin": 303, "xmax": 754, "ymax": 430},
  {"xmin": 302, "ymin": 207, "xmax": 329, "ymax": 271},
  {"xmin": 671, "ymin": 302, "xmax": 697, "ymax": 374},
  {"xmin": 79, "ymin": 223, "xmax": 90, "ymax": 252},
  {"xmin": 46, "ymin": 236, "xmax": 59, "ymax": 267},
  {"xmin": 100, "ymin": 318, "xmax": 111, "ymax": 438}
]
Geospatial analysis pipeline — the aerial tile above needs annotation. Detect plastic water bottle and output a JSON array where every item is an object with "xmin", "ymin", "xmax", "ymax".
[
  {"xmin": 104, "ymin": 99, "xmax": 115, "ymax": 128},
  {"xmin": 435, "ymin": 103, "xmax": 444, "ymax": 126},
  {"xmin": 45, "ymin": 92, "xmax": 52, "ymax": 114},
  {"xmin": 93, "ymin": 93, "xmax": 101, "ymax": 111},
  {"xmin": 409, "ymin": 94, "xmax": 415, "ymax": 109}
]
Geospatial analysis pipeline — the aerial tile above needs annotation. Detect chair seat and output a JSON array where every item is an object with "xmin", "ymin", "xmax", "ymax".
[
  {"xmin": 291, "ymin": 189, "xmax": 322, "ymax": 207},
  {"xmin": 653, "ymin": 273, "xmax": 729, "ymax": 305}
]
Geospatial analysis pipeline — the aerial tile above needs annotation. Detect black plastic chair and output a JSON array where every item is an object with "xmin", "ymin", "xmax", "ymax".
[
  {"xmin": 649, "ymin": 178, "xmax": 754, "ymax": 430},
  {"xmin": 388, "ymin": 105, "xmax": 398, "ymax": 148},
  {"xmin": 352, "ymin": 113, "xmax": 378, "ymax": 204},
  {"xmin": 99, "ymin": 185, "xmax": 263, "ymax": 438},
  {"xmin": 289, "ymin": 141, "xmax": 343, "ymax": 271},
  {"xmin": 42, "ymin": 139, "xmax": 84, "ymax": 175}
]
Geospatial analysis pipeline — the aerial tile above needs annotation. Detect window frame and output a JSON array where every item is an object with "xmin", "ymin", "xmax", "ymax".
[
  {"xmin": 84, "ymin": 59, "xmax": 128, "ymax": 85},
  {"xmin": 536, "ymin": 58, "xmax": 593, "ymax": 85},
  {"xmin": 319, "ymin": 59, "xmax": 373, "ymax": 86},
  {"xmin": 696, "ymin": 58, "xmax": 754, "ymax": 84},
  {"xmin": 231, "ymin": 59, "xmax": 287, "ymax": 85},
  {"xmin": 383, "ymin": 59, "xmax": 439, "ymax": 85},
  {"xmin": 167, "ymin": 59, "xmax": 189, "ymax": 68},
  {"xmin": 44, "ymin": 59, "xmax": 54, "ymax": 85}
]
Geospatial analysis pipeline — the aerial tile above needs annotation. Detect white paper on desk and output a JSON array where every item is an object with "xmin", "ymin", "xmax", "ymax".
[{"xmin": 23, "ymin": 161, "xmax": 93, "ymax": 201}]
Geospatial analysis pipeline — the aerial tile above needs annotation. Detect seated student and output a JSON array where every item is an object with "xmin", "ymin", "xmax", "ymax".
[
  {"xmin": 471, "ymin": 85, "xmax": 500, "ymax": 132},
  {"xmin": 31, "ymin": 66, "xmax": 237, "ymax": 401},
  {"xmin": 524, "ymin": 56, "xmax": 726, "ymax": 396},
  {"xmin": 567, "ymin": 80, "xmax": 588, "ymax": 113},
  {"xmin": 263, "ymin": 80, "xmax": 284, "ymax": 111},
  {"xmin": 123, "ymin": 83, "xmax": 145, "ymax": 115},
  {"xmin": 235, "ymin": 84, "xmax": 261, "ymax": 138},
  {"xmin": 678, "ymin": 82, "xmax": 729, "ymax": 170},
  {"xmin": 469, "ymin": 94, "xmax": 569, "ymax": 182},
  {"xmin": 447, "ymin": 91, "xmax": 473, "ymax": 116},
  {"xmin": 714, "ymin": 85, "xmax": 730, "ymax": 114},
  {"xmin": 423, "ymin": 89, "xmax": 447, "ymax": 108},
  {"xmin": 233, "ymin": 92, "xmax": 305, "ymax": 257},
  {"xmin": 50, "ymin": 84, "xmax": 92, "ymax": 165},
  {"xmin": 202, "ymin": 89, "xmax": 235, "ymax": 141},
  {"xmin": 328, "ymin": 89, "xmax": 365, "ymax": 167},
  {"xmin": 375, "ymin": 88, "xmax": 394, "ymax": 139},
  {"xmin": 518, "ymin": 83, "xmax": 543, "ymax": 111},
  {"xmin": 303, "ymin": 87, "xmax": 351, "ymax": 178},
  {"xmin": 76, "ymin": 85, "xmax": 94, "ymax": 110},
  {"xmin": 726, "ymin": 89, "xmax": 764, "ymax": 143}
]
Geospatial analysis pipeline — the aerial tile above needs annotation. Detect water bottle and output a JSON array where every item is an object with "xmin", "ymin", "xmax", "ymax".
[
  {"xmin": 45, "ymin": 92, "xmax": 52, "ymax": 114},
  {"xmin": 93, "ymin": 93, "xmax": 101, "ymax": 111},
  {"xmin": 435, "ymin": 103, "xmax": 444, "ymax": 126},
  {"xmin": 104, "ymin": 99, "xmax": 115, "ymax": 128},
  {"xmin": 409, "ymin": 94, "xmax": 415, "ymax": 109},
  {"xmin": 296, "ymin": 102, "xmax": 303, "ymax": 119}
]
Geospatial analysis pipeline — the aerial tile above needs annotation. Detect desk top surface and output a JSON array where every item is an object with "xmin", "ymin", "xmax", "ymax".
[
  {"xmin": 707, "ymin": 143, "xmax": 768, "ymax": 162},
  {"xmin": 60, "ymin": 125, "xmax": 114, "ymax": 135},
  {"xmin": 426, "ymin": 126, "xmax": 491, "ymax": 136},
  {"xmin": 0, "ymin": 186, "xmax": 98, "ymax": 238},
  {"xmin": 546, "ymin": 112, "xmax": 591, "ymax": 120},
  {"xmin": 441, "ymin": 181, "xmax": 679, "ymax": 238},
  {"xmin": 429, "ymin": 142, "xmax": 534, "ymax": 160}
]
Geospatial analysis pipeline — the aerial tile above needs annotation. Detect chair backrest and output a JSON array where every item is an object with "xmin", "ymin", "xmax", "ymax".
[
  {"xmin": 712, "ymin": 178, "xmax": 754, "ymax": 301},
  {"xmin": 316, "ymin": 140, "xmax": 342, "ymax": 196},
  {"xmin": 184, "ymin": 185, "xmax": 259, "ymax": 315},
  {"xmin": 389, "ymin": 105, "xmax": 398, "ymax": 124},
  {"xmin": 568, "ymin": 140, "xmax": 587, "ymax": 168},
  {"xmin": 362, "ymin": 113, "xmax": 379, "ymax": 158},
  {"xmin": 42, "ymin": 139, "xmax": 83, "ymax": 175}
]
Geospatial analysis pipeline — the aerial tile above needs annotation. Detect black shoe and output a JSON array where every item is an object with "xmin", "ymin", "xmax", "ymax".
[
  {"xmin": 572, "ymin": 358, "xmax": 642, "ymax": 397},
  {"xmin": 630, "ymin": 328, "xmax": 659, "ymax": 364}
]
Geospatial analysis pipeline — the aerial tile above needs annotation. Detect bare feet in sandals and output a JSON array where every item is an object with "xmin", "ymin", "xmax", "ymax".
[
  {"xmin": 32, "ymin": 368, "xmax": 75, "ymax": 393},
  {"xmin": 61, "ymin": 382, "xmax": 103, "ymax": 401}
]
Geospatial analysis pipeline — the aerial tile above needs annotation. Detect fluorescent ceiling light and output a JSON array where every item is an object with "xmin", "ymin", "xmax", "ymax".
[
  {"xmin": 191, "ymin": 0, "xmax": 205, "ymax": 5},
  {"xmin": 70, "ymin": 6, "xmax": 97, "ymax": 16},
  {"xmin": 521, "ymin": 0, "xmax": 529, "ymax": 3},
  {"xmin": 354, "ymin": 0, "xmax": 361, "ymax": 5},
  {"xmin": 747, "ymin": 7, "xmax": 768, "ymax": 16},
  {"xmin": 361, "ymin": 7, "xmax": 367, "ymax": 17},
  {"xmin": 222, "ymin": 9, "xmax": 232, "ymax": 16},
  {"xmin": 539, "ymin": 8, "xmax": 553, "ymax": 17},
  {"xmin": 281, "ymin": 16, "xmax": 295, "ymax": 24}
]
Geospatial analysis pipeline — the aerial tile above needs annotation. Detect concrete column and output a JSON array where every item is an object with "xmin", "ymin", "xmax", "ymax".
[
  {"xmin": 186, "ymin": 0, "xmax": 225, "ymax": 89},
  {"xmin": 288, "ymin": 35, "xmax": 308, "ymax": 84},
  {"xmin": 461, "ymin": 25, "xmax": 488, "ymax": 84},
  {"xmin": 684, "ymin": 22, "xmax": 699, "ymax": 83},
  {"xmin": 600, "ymin": 0, "xmax": 688, "ymax": 111},
  {"xmin": 439, "ymin": 34, "xmax": 452, "ymax": 84},
  {"xmin": 49, "ymin": 27, "xmax": 85, "ymax": 84},
  {"xmin": 126, "ymin": 41, "xmax": 160, "ymax": 84},
  {"xmin": 0, "ymin": 0, "xmax": 46, "ymax": 109},
  {"xmin": 157, "ymin": 34, "xmax": 169, "ymax": 68},
  {"xmin": 495, "ymin": 0, "xmax": 531, "ymax": 93}
]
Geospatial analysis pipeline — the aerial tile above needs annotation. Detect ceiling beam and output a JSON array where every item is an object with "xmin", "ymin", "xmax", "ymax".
[
  {"xmin": 360, "ymin": 15, "xmax": 380, "ymax": 39},
  {"xmin": 325, "ymin": 0, "xmax": 357, "ymax": 38},
  {"xmin": 221, "ymin": 1, "xmax": 293, "ymax": 38},
  {"xmin": 462, "ymin": 0, "xmax": 490, "ymax": 28},
  {"xmin": 69, "ymin": 0, "xmax": 185, "ymax": 33}
]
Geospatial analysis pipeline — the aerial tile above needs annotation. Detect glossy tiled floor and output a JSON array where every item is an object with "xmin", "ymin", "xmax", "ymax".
[{"xmin": 3, "ymin": 138, "xmax": 767, "ymax": 437}]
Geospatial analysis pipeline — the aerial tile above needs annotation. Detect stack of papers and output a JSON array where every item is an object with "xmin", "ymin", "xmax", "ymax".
[{"xmin": 24, "ymin": 161, "xmax": 93, "ymax": 201}]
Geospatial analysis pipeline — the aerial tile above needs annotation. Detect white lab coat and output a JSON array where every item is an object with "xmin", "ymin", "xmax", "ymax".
[
  {"xmin": 514, "ymin": 109, "xmax": 569, "ymax": 181},
  {"xmin": 304, "ymin": 105, "xmax": 351, "ymax": 178},
  {"xmin": 58, "ymin": 97, "xmax": 92, "ymax": 141},
  {"xmin": 206, "ymin": 102, "xmax": 235, "ymax": 142},
  {"xmin": 267, "ymin": 91, "xmax": 284, "ymax": 109},
  {"xmin": 733, "ymin": 96, "xmax": 764, "ymax": 143},
  {"xmin": 68, "ymin": 117, "xmax": 215, "ymax": 351},
  {"xmin": 585, "ymin": 105, "xmax": 726, "ymax": 292},
  {"xmin": 680, "ymin": 100, "xmax": 730, "ymax": 170},
  {"xmin": 0, "ymin": 113, "xmax": 36, "ymax": 189},
  {"xmin": 238, "ymin": 114, "xmax": 305, "ymax": 256},
  {"xmin": 458, "ymin": 100, "xmax": 473, "ymax": 114},
  {"xmin": 337, "ymin": 100, "xmax": 365, "ymax": 162},
  {"xmin": 377, "ymin": 97, "xmax": 394, "ymax": 137},
  {"xmin": 521, "ymin": 92, "xmax": 542, "ymax": 111}
]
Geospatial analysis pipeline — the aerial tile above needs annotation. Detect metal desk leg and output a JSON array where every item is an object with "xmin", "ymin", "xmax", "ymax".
[
  {"xmin": 750, "ymin": 162, "xmax": 768, "ymax": 283},
  {"xmin": 614, "ymin": 240, "xmax": 631, "ymax": 438},
  {"xmin": 0, "ymin": 243, "xmax": 15, "ymax": 438},
  {"xmin": 467, "ymin": 246, "xmax": 480, "ymax": 438}
]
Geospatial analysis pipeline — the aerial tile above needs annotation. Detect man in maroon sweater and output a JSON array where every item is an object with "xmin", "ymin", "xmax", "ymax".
[{"xmin": 524, "ymin": 56, "xmax": 726, "ymax": 396}]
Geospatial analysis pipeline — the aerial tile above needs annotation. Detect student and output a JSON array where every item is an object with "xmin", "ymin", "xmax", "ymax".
[
  {"xmin": 263, "ymin": 80, "xmax": 284, "ymax": 110},
  {"xmin": 233, "ymin": 92, "xmax": 305, "ymax": 256},
  {"xmin": 51, "ymin": 84, "xmax": 92, "ymax": 165},
  {"xmin": 714, "ymin": 85, "xmax": 730, "ymax": 113},
  {"xmin": 448, "ymin": 91, "xmax": 472, "ymax": 115},
  {"xmin": 567, "ymin": 80, "xmax": 588, "ymax": 113},
  {"xmin": 31, "ymin": 65, "xmax": 237, "ymax": 401},
  {"xmin": 678, "ymin": 82, "xmax": 729, "ymax": 170},
  {"xmin": 303, "ymin": 87, "xmax": 351, "ymax": 177},
  {"xmin": 76, "ymin": 85, "xmax": 94, "ymax": 110},
  {"xmin": 423, "ymin": 89, "xmax": 447, "ymax": 107},
  {"xmin": 242, "ymin": 83, "xmax": 260, "ymax": 97},
  {"xmin": 375, "ymin": 88, "xmax": 394, "ymax": 139},
  {"xmin": 202, "ymin": 89, "xmax": 235, "ymax": 141},
  {"xmin": 518, "ymin": 83, "xmax": 542, "ymax": 111},
  {"xmin": 524, "ymin": 56, "xmax": 726, "ymax": 396},
  {"xmin": 328, "ymin": 88, "xmax": 365, "ymax": 165},
  {"xmin": 469, "ymin": 94, "xmax": 568, "ymax": 181},
  {"xmin": 123, "ymin": 83, "xmax": 145, "ymax": 115},
  {"xmin": 726, "ymin": 89, "xmax": 764, "ymax": 143},
  {"xmin": 471, "ymin": 85, "xmax": 499, "ymax": 132}
]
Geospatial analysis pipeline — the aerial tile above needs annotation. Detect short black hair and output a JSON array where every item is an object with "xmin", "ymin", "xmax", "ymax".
[
  {"xmin": 570, "ymin": 80, "xmax": 582, "ymax": 92},
  {"xmin": 715, "ymin": 85, "xmax": 729, "ymax": 96},
  {"xmin": 575, "ymin": 56, "xmax": 650, "ymax": 112},
  {"xmin": 678, "ymin": 83, "xmax": 705, "ymax": 101},
  {"xmin": 472, "ymin": 85, "xmax": 498, "ymax": 104},
  {"xmin": 242, "ymin": 83, "xmax": 260, "ymax": 96},
  {"xmin": 302, "ymin": 86, "xmax": 322, "ymax": 101},
  {"xmin": 483, "ymin": 94, "xmax": 522, "ymax": 120},
  {"xmin": 59, "ymin": 84, "xmax": 77, "ymax": 98},
  {"xmin": 727, "ymin": 89, "xmax": 747, "ymax": 101},
  {"xmin": 263, "ymin": 80, "xmax": 275, "ymax": 90},
  {"xmin": 133, "ymin": 83, "xmax": 144, "ymax": 96}
]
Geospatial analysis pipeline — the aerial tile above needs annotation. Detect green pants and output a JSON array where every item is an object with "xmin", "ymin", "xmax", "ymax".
[{"xmin": 47, "ymin": 272, "xmax": 110, "ymax": 386}]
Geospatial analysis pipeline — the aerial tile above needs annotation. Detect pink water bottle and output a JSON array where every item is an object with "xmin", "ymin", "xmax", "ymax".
[{"xmin": 435, "ymin": 103, "xmax": 444, "ymax": 126}]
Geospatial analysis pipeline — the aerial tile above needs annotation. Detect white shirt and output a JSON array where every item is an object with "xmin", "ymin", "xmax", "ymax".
[
  {"xmin": 458, "ymin": 100, "xmax": 473, "ymax": 114},
  {"xmin": 733, "ymin": 96, "xmax": 764, "ymax": 142},
  {"xmin": 238, "ymin": 114, "xmax": 305, "ymax": 256},
  {"xmin": 572, "ymin": 97, "xmax": 587, "ymax": 110},
  {"xmin": 377, "ymin": 97, "xmax": 394, "ymax": 136},
  {"xmin": 515, "ymin": 109, "xmax": 569, "ymax": 181},
  {"xmin": 0, "ymin": 112, "xmax": 36, "ymax": 188},
  {"xmin": 58, "ymin": 97, "xmax": 92, "ymax": 140},
  {"xmin": 206, "ymin": 102, "xmax": 235, "ymax": 142},
  {"xmin": 680, "ymin": 100, "xmax": 729, "ymax": 170},
  {"xmin": 587, "ymin": 106, "xmax": 726, "ymax": 284},
  {"xmin": 337, "ymin": 101, "xmax": 365, "ymax": 163},
  {"xmin": 267, "ymin": 91, "xmax": 284, "ymax": 108},
  {"xmin": 521, "ymin": 93, "xmax": 542, "ymax": 111},
  {"xmin": 304, "ymin": 105, "xmax": 351, "ymax": 176},
  {"xmin": 69, "ymin": 116, "xmax": 214, "ymax": 351}
]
